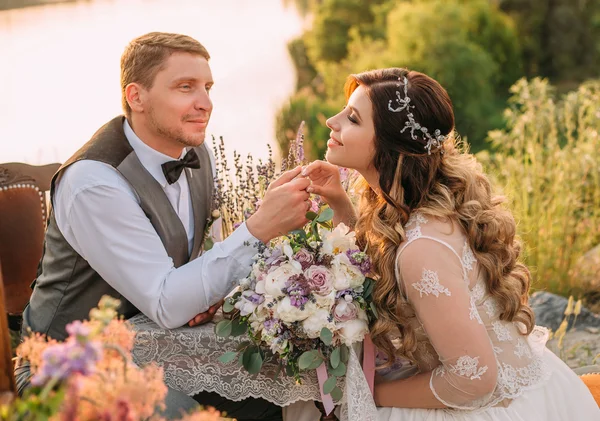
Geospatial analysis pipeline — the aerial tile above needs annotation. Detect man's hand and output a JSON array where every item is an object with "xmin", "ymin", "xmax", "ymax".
[
  {"xmin": 187, "ymin": 300, "xmax": 224, "ymax": 327},
  {"xmin": 246, "ymin": 166, "xmax": 312, "ymax": 243}
]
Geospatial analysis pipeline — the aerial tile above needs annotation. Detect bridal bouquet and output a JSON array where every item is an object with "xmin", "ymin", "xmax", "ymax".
[{"xmin": 215, "ymin": 206, "xmax": 376, "ymax": 403}]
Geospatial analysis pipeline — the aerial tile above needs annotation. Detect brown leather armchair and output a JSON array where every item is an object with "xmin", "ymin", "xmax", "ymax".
[{"xmin": 0, "ymin": 163, "xmax": 60, "ymax": 327}]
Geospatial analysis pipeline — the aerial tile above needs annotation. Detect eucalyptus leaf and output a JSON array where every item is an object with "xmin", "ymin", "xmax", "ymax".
[
  {"xmin": 320, "ymin": 327, "xmax": 333, "ymax": 346},
  {"xmin": 317, "ymin": 207, "xmax": 334, "ymax": 222},
  {"xmin": 306, "ymin": 211, "xmax": 318, "ymax": 221},
  {"xmin": 340, "ymin": 345, "xmax": 349, "ymax": 364},
  {"xmin": 330, "ymin": 347, "xmax": 341, "ymax": 369},
  {"xmin": 223, "ymin": 300, "xmax": 235, "ymax": 313},
  {"xmin": 290, "ymin": 229, "xmax": 307, "ymax": 239},
  {"xmin": 363, "ymin": 277, "xmax": 374, "ymax": 298},
  {"xmin": 323, "ymin": 376, "xmax": 337, "ymax": 395},
  {"xmin": 236, "ymin": 341, "xmax": 251, "ymax": 352},
  {"xmin": 218, "ymin": 352, "xmax": 238, "ymax": 364},
  {"xmin": 230, "ymin": 319, "xmax": 248, "ymax": 337},
  {"xmin": 370, "ymin": 302, "xmax": 379, "ymax": 318},
  {"xmin": 242, "ymin": 346, "xmax": 257, "ymax": 371},
  {"xmin": 329, "ymin": 361, "xmax": 346, "ymax": 377},
  {"xmin": 317, "ymin": 220, "xmax": 334, "ymax": 230},
  {"xmin": 330, "ymin": 386, "xmax": 343, "ymax": 401},
  {"xmin": 215, "ymin": 320, "xmax": 232, "ymax": 337},
  {"xmin": 246, "ymin": 351, "xmax": 264, "ymax": 374},
  {"xmin": 285, "ymin": 364, "xmax": 295, "ymax": 377},
  {"xmin": 298, "ymin": 350, "xmax": 324, "ymax": 370}
]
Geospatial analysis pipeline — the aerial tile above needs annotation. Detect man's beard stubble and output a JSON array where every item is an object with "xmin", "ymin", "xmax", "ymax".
[{"xmin": 148, "ymin": 106, "xmax": 204, "ymax": 149}]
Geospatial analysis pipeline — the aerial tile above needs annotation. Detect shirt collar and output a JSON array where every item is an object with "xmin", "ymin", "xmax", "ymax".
[{"xmin": 123, "ymin": 119, "xmax": 186, "ymax": 188}]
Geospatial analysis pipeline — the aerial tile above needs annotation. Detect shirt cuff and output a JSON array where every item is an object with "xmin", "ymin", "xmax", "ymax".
[{"xmin": 219, "ymin": 222, "xmax": 261, "ymax": 268}]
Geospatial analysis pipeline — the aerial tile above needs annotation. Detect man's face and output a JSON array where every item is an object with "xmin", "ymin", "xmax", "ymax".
[{"xmin": 142, "ymin": 52, "xmax": 214, "ymax": 150}]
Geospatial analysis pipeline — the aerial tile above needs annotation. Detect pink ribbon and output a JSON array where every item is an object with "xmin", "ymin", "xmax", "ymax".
[
  {"xmin": 363, "ymin": 334, "xmax": 375, "ymax": 395},
  {"xmin": 316, "ymin": 363, "xmax": 335, "ymax": 415}
]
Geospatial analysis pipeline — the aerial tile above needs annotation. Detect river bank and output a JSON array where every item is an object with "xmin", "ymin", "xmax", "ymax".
[{"xmin": 1, "ymin": 0, "xmax": 81, "ymax": 11}]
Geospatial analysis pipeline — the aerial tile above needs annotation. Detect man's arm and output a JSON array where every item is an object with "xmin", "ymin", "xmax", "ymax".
[
  {"xmin": 55, "ymin": 161, "xmax": 258, "ymax": 329},
  {"xmin": 55, "ymin": 161, "xmax": 311, "ymax": 330}
]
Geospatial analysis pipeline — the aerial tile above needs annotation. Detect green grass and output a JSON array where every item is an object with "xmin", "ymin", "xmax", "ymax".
[{"xmin": 479, "ymin": 77, "xmax": 600, "ymax": 298}]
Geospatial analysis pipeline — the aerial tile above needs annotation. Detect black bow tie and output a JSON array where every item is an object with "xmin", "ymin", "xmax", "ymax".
[{"xmin": 161, "ymin": 149, "xmax": 200, "ymax": 185}]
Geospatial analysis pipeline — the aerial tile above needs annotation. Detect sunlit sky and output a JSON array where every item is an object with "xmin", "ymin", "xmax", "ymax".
[{"xmin": 0, "ymin": 0, "xmax": 305, "ymax": 164}]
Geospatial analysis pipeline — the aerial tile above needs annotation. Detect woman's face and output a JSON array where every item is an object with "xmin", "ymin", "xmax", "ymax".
[{"xmin": 325, "ymin": 85, "xmax": 376, "ymax": 173}]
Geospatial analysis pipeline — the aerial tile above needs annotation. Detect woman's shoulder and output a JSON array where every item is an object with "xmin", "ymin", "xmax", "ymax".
[
  {"xmin": 400, "ymin": 210, "xmax": 470, "ymax": 261},
  {"xmin": 404, "ymin": 210, "xmax": 461, "ymax": 239}
]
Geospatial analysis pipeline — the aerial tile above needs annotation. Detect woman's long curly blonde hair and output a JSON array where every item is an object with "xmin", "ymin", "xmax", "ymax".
[{"xmin": 351, "ymin": 68, "xmax": 535, "ymax": 365}]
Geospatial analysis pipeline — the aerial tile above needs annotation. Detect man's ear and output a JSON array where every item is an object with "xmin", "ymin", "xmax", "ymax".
[{"xmin": 125, "ymin": 83, "xmax": 145, "ymax": 114}]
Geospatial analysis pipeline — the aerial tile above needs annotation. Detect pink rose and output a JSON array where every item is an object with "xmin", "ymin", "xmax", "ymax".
[
  {"xmin": 294, "ymin": 249, "xmax": 315, "ymax": 270},
  {"xmin": 304, "ymin": 266, "xmax": 334, "ymax": 296}
]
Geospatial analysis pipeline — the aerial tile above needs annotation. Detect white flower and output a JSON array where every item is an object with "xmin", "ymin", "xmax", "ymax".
[
  {"xmin": 264, "ymin": 263, "xmax": 301, "ymax": 298},
  {"xmin": 332, "ymin": 253, "xmax": 365, "ymax": 290},
  {"xmin": 275, "ymin": 296, "xmax": 316, "ymax": 323},
  {"xmin": 235, "ymin": 293, "xmax": 257, "ymax": 317},
  {"xmin": 270, "ymin": 338, "xmax": 288, "ymax": 355},
  {"xmin": 321, "ymin": 223, "xmax": 357, "ymax": 255},
  {"xmin": 251, "ymin": 262, "xmax": 264, "ymax": 279},
  {"xmin": 314, "ymin": 290, "xmax": 336, "ymax": 310},
  {"xmin": 255, "ymin": 279, "xmax": 266, "ymax": 295},
  {"xmin": 248, "ymin": 303, "xmax": 270, "ymax": 331},
  {"xmin": 334, "ymin": 295, "xmax": 359, "ymax": 322},
  {"xmin": 302, "ymin": 308, "xmax": 335, "ymax": 339},
  {"xmin": 239, "ymin": 277, "xmax": 252, "ymax": 290},
  {"xmin": 338, "ymin": 318, "xmax": 369, "ymax": 346}
]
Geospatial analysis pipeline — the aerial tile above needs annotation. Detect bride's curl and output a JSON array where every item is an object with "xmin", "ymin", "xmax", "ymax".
[{"xmin": 350, "ymin": 68, "xmax": 535, "ymax": 366}]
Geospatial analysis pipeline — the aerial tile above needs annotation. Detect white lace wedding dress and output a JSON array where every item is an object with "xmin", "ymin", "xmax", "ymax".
[{"xmin": 375, "ymin": 212, "xmax": 599, "ymax": 420}]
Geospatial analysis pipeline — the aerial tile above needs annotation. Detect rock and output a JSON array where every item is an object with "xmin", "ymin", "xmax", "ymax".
[
  {"xmin": 546, "ymin": 330, "xmax": 600, "ymax": 370},
  {"xmin": 529, "ymin": 291, "xmax": 600, "ymax": 331},
  {"xmin": 586, "ymin": 327, "xmax": 600, "ymax": 334},
  {"xmin": 570, "ymin": 244, "xmax": 600, "ymax": 290}
]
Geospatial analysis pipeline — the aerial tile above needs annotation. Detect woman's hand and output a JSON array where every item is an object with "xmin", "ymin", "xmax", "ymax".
[
  {"xmin": 303, "ymin": 160, "xmax": 356, "ymax": 227},
  {"xmin": 302, "ymin": 160, "xmax": 346, "ymax": 207}
]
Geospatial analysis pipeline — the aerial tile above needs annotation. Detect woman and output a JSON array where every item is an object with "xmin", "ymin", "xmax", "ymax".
[{"xmin": 303, "ymin": 68, "xmax": 599, "ymax": 420}]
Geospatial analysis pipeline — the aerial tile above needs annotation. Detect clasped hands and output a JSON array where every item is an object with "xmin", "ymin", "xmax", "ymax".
[{"xmin": 187, "ymin": 161, "xmax": 345, "ymax": 327}]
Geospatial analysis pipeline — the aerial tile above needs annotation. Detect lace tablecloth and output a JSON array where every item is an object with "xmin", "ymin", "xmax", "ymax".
[{"xmin": 129, "ymin": 312, "xmax": 377, "ymax": 420}]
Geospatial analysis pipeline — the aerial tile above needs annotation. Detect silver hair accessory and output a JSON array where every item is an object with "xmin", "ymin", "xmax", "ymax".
[{"xmin": 388, "ymin": 76, "xmax": 448, "ymax": 155}]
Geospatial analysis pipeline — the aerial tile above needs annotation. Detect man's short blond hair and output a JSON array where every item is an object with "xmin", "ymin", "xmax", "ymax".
[{"xmin": 120, "ymin": 32, "xmax": 210, "ymax": 118}]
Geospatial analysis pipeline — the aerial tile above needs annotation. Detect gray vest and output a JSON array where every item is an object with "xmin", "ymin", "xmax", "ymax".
[{"xmin": 22, "ymin": 116, "xmax": 214, "ymax": 341}]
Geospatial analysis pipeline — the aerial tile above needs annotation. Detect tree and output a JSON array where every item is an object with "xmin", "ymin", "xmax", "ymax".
[
  {"xmin": 304, "ymin": 0, "xmax": 392, "ymax": 64},
  {"xmin": 498, "ymin": 0, "xmax": 600, "ymax": 82}
]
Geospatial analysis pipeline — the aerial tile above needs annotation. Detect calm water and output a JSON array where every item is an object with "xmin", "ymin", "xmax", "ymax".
[{"xmin": 0, "ymin": 0, "xmax": 304, "ymax": 164}]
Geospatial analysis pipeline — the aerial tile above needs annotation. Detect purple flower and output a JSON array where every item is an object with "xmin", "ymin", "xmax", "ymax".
[
  {"xmin": 283, "ymin": 275, "xmax": 310, "ymax": 309},
  {"xmin": 265, "ymin": 248, "xmax": 283, "ymax": 265},
  {"xmin": 294, "ymin": 121, "xmax": 306, "ymax": 163},
  {"xmin": 247, "ymin": 293, "xmax": 265, "ymax": 305},
  {"xmin": 66, "ymin": 321, "xmax": 90, "ymax": 342},
  {"xmin": 31, "ymin": 340, "xmax": 102, "ymax": 386},
  {"xmin": 233, "ymin": 222, "xmax": 243, "ymax": 230},
  {"xmin": 304, "ymin": 265, "xmax": 334, "ymax": 296},
  {"xmin": 263, "ymin": 318, "xmax": 283, "ymax": 335},
  {"xmin": 293, "ymin": 249, "xmax": 315, "ymax": 270},
  {"xmin": 346, "ymin": 249, "xmax": 372, "ymax": 275}
]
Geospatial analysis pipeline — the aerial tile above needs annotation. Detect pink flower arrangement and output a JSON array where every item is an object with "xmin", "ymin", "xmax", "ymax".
[{"xmin": 6, "ymin": 296, "xmax": 227, "ymax": 421}]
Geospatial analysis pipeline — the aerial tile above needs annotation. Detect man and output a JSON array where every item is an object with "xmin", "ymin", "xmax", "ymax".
[{"xmin": 16, "ymin": 32, "xmax": 311, "ymax": 420}]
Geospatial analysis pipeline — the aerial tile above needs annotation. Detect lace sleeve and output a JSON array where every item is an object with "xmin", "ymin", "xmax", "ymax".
[{"xmin": 398, "ymin": 239, "xmax": 498, "ymax": 409}]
